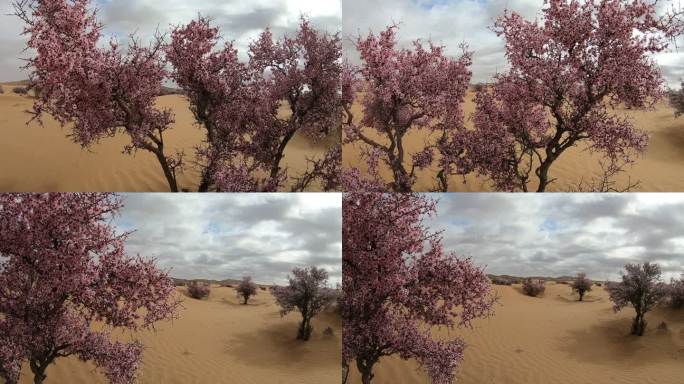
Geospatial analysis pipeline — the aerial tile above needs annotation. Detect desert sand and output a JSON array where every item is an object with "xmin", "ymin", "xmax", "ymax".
[
  {"xmin": 343, "ymin": 91, "xmax": 684, "ymax": 191},
  {"xmin": 0, "ymin": 82, "xmax": 336, "ymax": 192},
  {"xmin": 347, "ymin": 281, "xmax": 684, "ymax": 384},
  {"xmin": 11, "ymin": 286, "xmax": 340, "ymax": 384}
]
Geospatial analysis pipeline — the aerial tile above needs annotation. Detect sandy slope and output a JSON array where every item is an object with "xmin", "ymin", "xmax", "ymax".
[
  {"xmin": 347, "ymin": 282, "xmax": 684, "ymax": 384},
  {"xmin": 0, "ymin": 83, "xmax": 335, "ymax": 192},
  {"xmin": 343, "ymin": 91, "xmax": 684, "ymax": 191},
  {"xmin": 11, "ymin": 286, "xmax": 340, "ymax": 384}
]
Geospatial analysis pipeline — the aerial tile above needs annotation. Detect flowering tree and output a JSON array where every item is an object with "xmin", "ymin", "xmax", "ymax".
[
  {"xmin": 167, "ymin": 16, "xmax": 342, "ymax": 192},
  {"xmin": 342, "ymin": 193, "xmax": 495, "ymax": 384},
  {"xmin": 15, "ymin": 0, "xmax": 341, "ymax": 192},
  {"xmin": 236, "ymin": 276, "xmax": 258, "ymax": 304},
  {"xmin": 571, "ymin": 273, "xmax": 593, "ymax": 301},
  {"xmin": 606, "ymin": 262, "xmax": 667, "ymax": 336},
  {"xmin": 669, "ymin": 81, "xmax": 684, "ymax": 117},
  {"xmin": 271, "ymin": 266, "xmax": 336, "ymax": 341},
  {"xmin": 187, "ymin": 281, "xmax": 211, "ymax": 300},
  {"xmin": 463, "ymin": 0, "xmax": 683, "ymax": 192},
  {"xmin": 14, "ymin": 0, "xmax": 183, "ymax": 191},
  {"xmin": 0, "ymin": 193, "xmax": 179, "ymax": 384},
  {"xmin": 342, "ymin": 26, "xmax": 472, "ymax": 192}
]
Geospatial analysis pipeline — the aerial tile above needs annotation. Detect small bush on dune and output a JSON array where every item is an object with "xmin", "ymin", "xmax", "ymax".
[
  {"xmin": 187, "ymin": 281, "xmax": 210, "ymax": 299},
  {"xmin": 491, "ymin": 276, "xmax": 512, "ymax": 286},
  {"xmin": 557, "ymin": 280, "xmax": 569, "ymax": 285},
  {"xmin": 667, "ymin": 276, "xmax": 684, "ymax": 309},
  {"xmin": 669, "ymin": 83, "xmax": 684, "ymax": 117},
  {"xmin": 272, "ymin": 266, "xmax": 336, "ymax": 341},
  {"xmin": 12, "ymin": 86, "xmax": 27, "ymax": 95},
  {"xmin": 522, "ymin": 279, "xmax": 546, "ymax": 297},
  {"xmin": 0, "ymin": 85, "xmax": 4, "ymax": 94},
  {"xmin": 595, "ymin": 282, "xmax": 603, "ymax": 287},
  {"xmin": 571, "ymin": 273, "xmax": 593, "ymax": 302},
  {"xmin": 259, "ymin": 286, "xmax": 267, "ymax": 291},
  {"xmin": 236, "ymin": 276, "xmax": 258, "ymax": 304},
  {"xmin": 606, "ymin": 262, "xmax": 667, "ymax": 336}
]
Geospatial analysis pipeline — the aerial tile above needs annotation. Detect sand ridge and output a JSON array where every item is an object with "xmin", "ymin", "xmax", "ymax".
[
  {"xmin": 347, "ymin": 282, "xmax": 684, "ymax": 384},
  {"xmin": 11, "ymin": 286, "xmax": 341, "ymax": 384},
  {"xmin": 343, "ymin": 90, "xmax": 684, "ymax": 192},
  {"xmin": 0, "ymin": 84, "xmax": 336, "ymax": 192}
]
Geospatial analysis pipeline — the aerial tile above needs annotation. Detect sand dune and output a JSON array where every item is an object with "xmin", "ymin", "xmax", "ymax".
[
  {"xmin": 11, "ymin": 286, "xmax": 340, "ymax": 384},
  {"xmin": 0, "ymin": 83, "xmax": 335, "ymax": 192},
  {"xmin": 343, "ymin": 91, "xmax": 684, "ymax": 191},
  {"xmin": 347, "ymin": 282, "xmax": 684, "ymax": 384}
]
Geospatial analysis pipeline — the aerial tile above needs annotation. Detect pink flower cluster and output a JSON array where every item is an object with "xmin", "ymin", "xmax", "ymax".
[{"xmin": 342, "ymin": 25, "xmax": 472, "ymax": 192}]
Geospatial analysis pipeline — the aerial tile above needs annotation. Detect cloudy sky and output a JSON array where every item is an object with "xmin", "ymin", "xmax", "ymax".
[
  {"xmin": 343, "ymin": 0, "xmax": 683, "ymax": 88},
  {"xmin": 0, "ymin": 0, "xmax": 341, "ymax": 81},
  {"xmin": 113, "ymin": 193, "xmax": 341, "ymax": 285},
  {"xmin": 430, "ymin": 193, "xmax": 684, "ymax": 281}
]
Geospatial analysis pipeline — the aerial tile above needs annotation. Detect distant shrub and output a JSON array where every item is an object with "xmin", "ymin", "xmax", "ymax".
[
  {"xmin": 236, "ymin": 276, "xmax": 258, "ymax": 304},
  {"xmin": 657, "ymin": 321, "xmax": 668, "ymax": 331},
  {"xmin": 187, "ymin": 281, "xmax": 210, "ymax": 299},
  {"xmin": 323, "ymin": 326, "xmax": 334, "ymax": 336},
  {"xmin": 473, "ymin": 82, "xmax": 486, "ymax": 92},
  {"xmin": 595, "ymin": 282, "xmax": 603, "ymax": 287},
  {"xmin": 174, "ymin": 280, "xmax": 186, "ymax": 287},
  {"xmin": 522, "ymin": 279, "xmax": 545, "ymax": 297},
  {"xmin": 259, "ymin": 286, "xmax": 267, "ymax": 291},
  {"xmin": 557, "ymin": 280, "xmax": 569, "ymax": 285},
  {"xmin": 667, "ymin": 276, "xmax": 684, "ymax": 309},
  {"xmin": 12, "ymin": 86, "xmax": 28, "ymax": 95},
  {"xmin": 0, "ymin": 85, "xmax": 4, "ymax": 94},
  {"xmin": 571, "ymin": 273, "xmax": 593, "ymax": 301},
  {"xmin": 222, "ymin": 283, "xmax": 233, "ymax": 288},
  {"xmin": 491, "ymin": 276, "xmax": 512, "ymax": 286},
  {"xmin": 669, "ymin": 83, "xmax": 683, "ymax": 117}
]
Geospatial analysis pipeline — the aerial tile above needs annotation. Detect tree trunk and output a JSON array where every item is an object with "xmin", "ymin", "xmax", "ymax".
[
  {"xmin": 30, "ymin": 359, "xmax": 48, "ymax": 384},
  {"xmin": 243, "ymin": 296, "xmax": 248, "ymax": 305},
  {"xmin": 150, "ymin": 147, "xmax": 179, "ymax": 192},
  {"xmin": 356, "ymin": 358, "xmax": 376, "ymax": 384},
  {"xmin": 579, "ymin": 291, "xmax": 584, "ymax": 301},
  {"xmin": 536, "ymin": 160, "xmax": 552, "ymax": 192},
  {"xmin": 632, "ymin": 312, "xmax": 646, "ymax": 336},
  {"xmin": 270, "ymin": 129, "xmax": 298, "ymax": 182},
  {"xmin": 297, "ymin": 315, "xmax": 312, "ymax": 341}
]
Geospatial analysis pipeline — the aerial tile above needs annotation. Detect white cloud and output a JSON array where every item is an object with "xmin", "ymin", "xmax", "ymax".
[
  {"xmin": 343, "ymin": 0, "xmax": 683, "ymax": 88},
  {"xmin": 429, "ymin": 193, "xmax": 684, "ymax": 281},
  {"xmin": 115, "ymin": 193, "xmax": 342, "ymax": 285},
  {"xmin": 0, "ymin": 0, "xmax": 342, "ymax": 81}
]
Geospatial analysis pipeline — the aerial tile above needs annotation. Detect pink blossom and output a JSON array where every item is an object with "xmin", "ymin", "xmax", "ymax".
[
  {"xmin": 0, "ymin": 193, "xmax": 179, "ymax": 384},
  {"xmin": 343, "ymin": 25, "xmax": 472, "ymax": 192},
  {"xmin": 464, "ymin": 0, "xmax": 681, "ymax": 192},
  {"xmin": 342, "ymin": 193, "xmax": 496, "ymax": 383}
]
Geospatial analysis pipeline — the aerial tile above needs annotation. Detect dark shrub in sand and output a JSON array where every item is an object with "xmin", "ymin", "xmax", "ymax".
[
  {"xmin": 187, "ymin": 281, "xmax": 211, "ymax": 299},
  {"xmin": 522, "ymin": 279, "xmax": 546, "ymax": 297}
]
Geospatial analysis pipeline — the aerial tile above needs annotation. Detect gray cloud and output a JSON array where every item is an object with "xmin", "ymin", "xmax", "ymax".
[
  {"xmin": 428, "ymin": 193, "xmax": 684, "ymax": 281},
  {"xmin": 115, "ymin": 193, "xmax": 342, "ymax": 285}
]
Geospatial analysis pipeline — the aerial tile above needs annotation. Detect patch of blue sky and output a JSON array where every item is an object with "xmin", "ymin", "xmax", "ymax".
[{"xmin": 539, "ymin": 217, "xmax": 558, "ymax": 233}]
